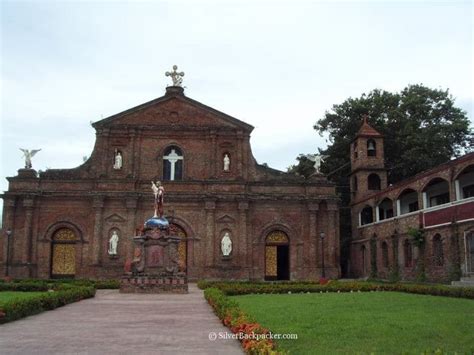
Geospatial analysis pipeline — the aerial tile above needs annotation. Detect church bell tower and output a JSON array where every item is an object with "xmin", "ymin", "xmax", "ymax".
[{"xmin": 350, "ymin": 115, "xmax": 387, "ymax": 202}]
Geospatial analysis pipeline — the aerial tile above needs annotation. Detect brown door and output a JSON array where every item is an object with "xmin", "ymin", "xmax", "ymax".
[{"xmin": 51, "ymin": 228, "xmax": 76, "ymax": 278}]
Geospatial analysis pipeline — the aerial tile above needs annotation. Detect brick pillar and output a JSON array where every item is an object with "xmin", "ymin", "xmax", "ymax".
[
  {"xmin": 91, "ymin": 196, "xmax": 104, "ymax": 265},
  {"xmin": 327, "ymin": 202, "xmax": 338, "ymax": 271},
  {"xmin": 205, "ymin": 200, "xmax": 216, "ymax": 267},
  {"xmin": 22, "ymin": 198, "xmax": 35, "ymax": 268},
  {"xmin": 308, "ymin": 203, "xmax": 319, "ymax": 271},
  {"xmin": 238, "ymin": 201, "xmax": 249, "ymax": 269},
  {"xmin": 1, "ymin": 198, "xmax": 16, "ymax": 268},
  {"xmin": 126, "ymin": 198, "xmax": 138, "ymax": 261},
  {"xmin": 210, "ymin": 131, "xmax": 217, "ymax": 177},
  {"xmin": 237, "ymin": 131, "xmax": 243, "ymax": 178}
]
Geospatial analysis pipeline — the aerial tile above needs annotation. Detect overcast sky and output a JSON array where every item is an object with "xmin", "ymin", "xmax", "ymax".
[{"xmin": 1, "ymin": 0, "xmax": 473, "ymax": 206}]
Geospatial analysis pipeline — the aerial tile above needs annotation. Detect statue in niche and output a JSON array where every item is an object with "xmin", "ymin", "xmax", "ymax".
[
  {"xmin": 221, "ymin": 232, "xmax": 232, "ymax": 257},
  {"xmin": 20, "ymin": 148, "xmax": 41, "ymax": 169},
  {"xmin": 223, "ymin": 154, "xmax": 230, "ymax": 172},
  {"xmin": 151, "ymin": 180, "xmax": 165, "ymax": 218},
  {"xmin": 108, "ymin": 230, "xmax": 119, "ymax": 256},
  {"xmin": 113, "ymin": 150, "xmax": 123, "ymax": 170}
]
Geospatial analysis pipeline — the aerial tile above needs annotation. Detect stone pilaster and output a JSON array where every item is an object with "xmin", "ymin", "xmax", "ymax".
[
  {"xmin": 210, "ymin": 131, "xmax": 217, "ymax": 177},
  {"xmin": 308, "ymin": 203, "xmax": 319, "ymax": 270},
  {"xmin": 91, "ymin": 196, "xmax": 104, "ymax": 265},
  {"xmin": 126, "ymin": 198, "xmax": 138, "ymax": 261},
  {"xmin": 205, "ymin": 200, "xmax": 216, "ymax": 267},
  {"xmin": 238, "ymin": 201, "xmax": 249, "ymax": 267},
  {"xmin": 237, "ymin": 131, "xmax": 243, "ymax": 177},
  {"xmin": 1, "ymin": 198, "xmax": 16, "ymax": 265},
  {"xmin": 327, "ymin": 202, "xmax": 338, "ymax": 269},
  {"xmin": 22, "ymin": 198, "xmax": 35, "ymax": 266}
]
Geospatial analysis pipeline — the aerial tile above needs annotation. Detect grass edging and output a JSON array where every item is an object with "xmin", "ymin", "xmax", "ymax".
[
  {"xmin": 204, "ymin": 287, "xmax": 281, "ymax": 354},
  {"xmin": 0, "ymin": 285, "xmax": 96, "ymax": 324}
]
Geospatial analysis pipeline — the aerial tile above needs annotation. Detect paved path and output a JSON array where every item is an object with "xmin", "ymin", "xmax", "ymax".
[{"xmin": 0, "ymin": 284, "xmax": 242, "ymax": 355}]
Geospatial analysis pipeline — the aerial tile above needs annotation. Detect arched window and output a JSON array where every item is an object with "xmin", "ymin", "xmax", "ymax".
[
  {"xmin": 456, "ymin": 165, "xmax": 474, "ymax": 199},
  {"xmin": 353, "ymin": 176, "xmax": 358, "ymax": 192},
  {"xmin": 163, "ymin": 146, "xmax": 183, "ymax": 181},
  {"xmin": 404, "ymin": 239, "xmax": 413, "ymax": 268},
  {"xmin": 381, "ymin": 241, "xmax": 389, "ymax": 268},
  {"xmin": 353, "ymin": 141, "xmax": 358, "ymax": 159},
  {"xmin": 398, "ymin": 189, "xmax": 419, "ymax": 215},
  {"xmin": 423, "ymin": 178, "xmax": 450, "ymax": 208},
  {"xmin": 378, "ymin": 198, "xmax": 394, "ymax": 221},
  {"xmin": 367, "ymin": 139, "xmax": 376, "ymax": 157},
  {"xmin": 432, "ymin": 234, "xmax": 444, "ymax": 266},
  {"xmin": 368, "ymin": 173, "xmax": 381, "ymax": 190},
  {"xmin": 360, "ymin": 206, "xmax": 374, "ymax": 225}
]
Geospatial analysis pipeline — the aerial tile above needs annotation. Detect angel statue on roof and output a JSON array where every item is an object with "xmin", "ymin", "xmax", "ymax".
[{"xmin": 20, "ymin": 148, "xmax": 41, "ymax": 169}]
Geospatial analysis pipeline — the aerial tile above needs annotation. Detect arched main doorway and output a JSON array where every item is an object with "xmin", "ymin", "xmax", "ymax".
[
  {"xmin": 265, "ymin": 231, "xmax": 290, "ymax": 281},
  {"xmin": 51, "ymin": 228, "xmax": 77, "ymax": 278},
  {"xmin": 170, "ymin": 223, "xmax": 187, "ymax": 273}
]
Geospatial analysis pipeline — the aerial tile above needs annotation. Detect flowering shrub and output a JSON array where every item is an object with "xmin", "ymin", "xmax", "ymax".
[{"xmin": 204, "ymin": 288, "xmax": 280, "ymax": 354}]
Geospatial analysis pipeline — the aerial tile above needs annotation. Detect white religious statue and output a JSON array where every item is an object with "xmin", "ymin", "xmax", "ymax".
[
  {"xmin": 151, "ymin": 181, "xmax": 165, "ymax": 218},
  {"xmin": 223, "ymin": 154, "xmax": 230, "ymax": 171},
  {"xmin": 165, "ymin": 65, "xmax": 185, "ymax": 87},
  {"xmin": 305, "ymin": 154, "xmax": 329, "ymax": 173},
  {"xmin": 20, "ymin": 148, "xmax": 41, "ymax": 169},
  {"xmin": 108, "ymin": 230, "xmax": 119, "ymax": 256},
  {"xmin": 221, "ymin": 232, "xmax": 232, "ymax": 257},
  {"xmin": 113, "ymin": 150, "xmax": 123, "ymax": 170}
]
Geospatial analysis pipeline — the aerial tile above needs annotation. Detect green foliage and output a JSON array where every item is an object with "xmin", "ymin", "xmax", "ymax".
[
  {"xmin": 311, "ymin": 84, "xmax": 472, "ymax": 184},
  {"xmin": 3, "ymin": 278, "xmax": 120, "ymax": 290},
  {"xmin": 286, "ymin": 155, "xmax": 316, "ymax": 178},
  {"xmin": 198, "ymin": 280, "xmax": 474, "ymax": 299},
  {"xmin": 408, "ymin": 227, "xmax": 425, "ymax": 247},
  {"xmin": 0, "ymin": 286, "xmax": 95, "ymax": 324},
  {"xmin": 370, "ymin": 237, "xmax": 378, "ymax": 279}
]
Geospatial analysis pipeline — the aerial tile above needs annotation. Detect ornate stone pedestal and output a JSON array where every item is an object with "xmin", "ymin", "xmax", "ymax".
[{"xmin": 120, "ymin": 216, "xmax": 188, "ymax": 294}]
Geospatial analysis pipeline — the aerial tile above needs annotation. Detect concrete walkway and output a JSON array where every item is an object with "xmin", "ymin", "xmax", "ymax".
[{"xmin": 0, "ymin": 284, "xmax": 242, "ymax": 355}]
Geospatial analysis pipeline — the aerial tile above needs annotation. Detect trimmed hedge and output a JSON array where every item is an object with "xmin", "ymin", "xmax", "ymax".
[
  {"xmin": 197, "ymin": 280, "xmax": 474, "ymax": 299},
  {"xmin": 204, "ymin": 287, "xmax": 279, "ymax": 354},
  {"xmin": 3, "ymin": 278, "xmax": 120, "ymax": 290},
  {"xmin": 0, "ymin": 286, "xmax": 95, "ymax": 324}
]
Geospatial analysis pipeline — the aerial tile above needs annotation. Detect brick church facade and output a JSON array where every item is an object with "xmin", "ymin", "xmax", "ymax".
[
  {"xmin": 349, "ymin": 117, "xmax": 474, "ymax": 282},
  {"xmin": 1, "ymin": 85, "xmax": 340, "ymax": 281}
]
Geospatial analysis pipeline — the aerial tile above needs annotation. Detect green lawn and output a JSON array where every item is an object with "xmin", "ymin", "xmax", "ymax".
[
  {"xmin": 232, "ymin": 292, "xmax": 474, "ymax": 354},
  {"xmin": 0, "ymin": 292, "xmax": 46, "ymax": 304}
]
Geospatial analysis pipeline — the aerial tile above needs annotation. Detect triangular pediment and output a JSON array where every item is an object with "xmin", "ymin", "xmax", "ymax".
[
  {"xmin": 92, "ymin": 91, "xmax": 253, "ymax": 132},
  {"xmin": 105, "ymin": 213, "xmax": 126, "ymax": 223}
]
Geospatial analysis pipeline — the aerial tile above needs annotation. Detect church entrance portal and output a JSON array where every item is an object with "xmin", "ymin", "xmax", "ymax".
[
  {"xmin": 51, "ymin": 228, "xmax": 76, "ymax": 278},
  {"xmin": 170, "ymin": 223, "xmax": 187, "ymax": 273},
  {"xmin": 265, "ymin": 231, "xmax": 290, "ymax": 281}
]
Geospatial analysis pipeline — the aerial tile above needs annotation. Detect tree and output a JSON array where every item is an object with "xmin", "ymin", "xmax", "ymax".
[
  {"xmin": 289, "ymin": 84, "xmax": 472, "ymax": 278},
  {"xmin": 290, "ymin": 84, "xmax": 472, "ymax": 184},
  {"xmin": 287, "ymin": 155, "xmax": 316, "ymax": 177}
]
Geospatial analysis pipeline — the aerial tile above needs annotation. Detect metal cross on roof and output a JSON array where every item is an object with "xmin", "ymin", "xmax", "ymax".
[{"xmin": 165, "ymin": 65, "xmax": 185, "ymax": 87}]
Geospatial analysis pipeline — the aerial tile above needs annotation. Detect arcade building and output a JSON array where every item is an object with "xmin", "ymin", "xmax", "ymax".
[
  {"xmin": 349, "ymin": 118, "xmax": 474, "ymax": 282},
  {"xmin": 0, "ymin": 76, "xmax": 340, "ymax": 281}
]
